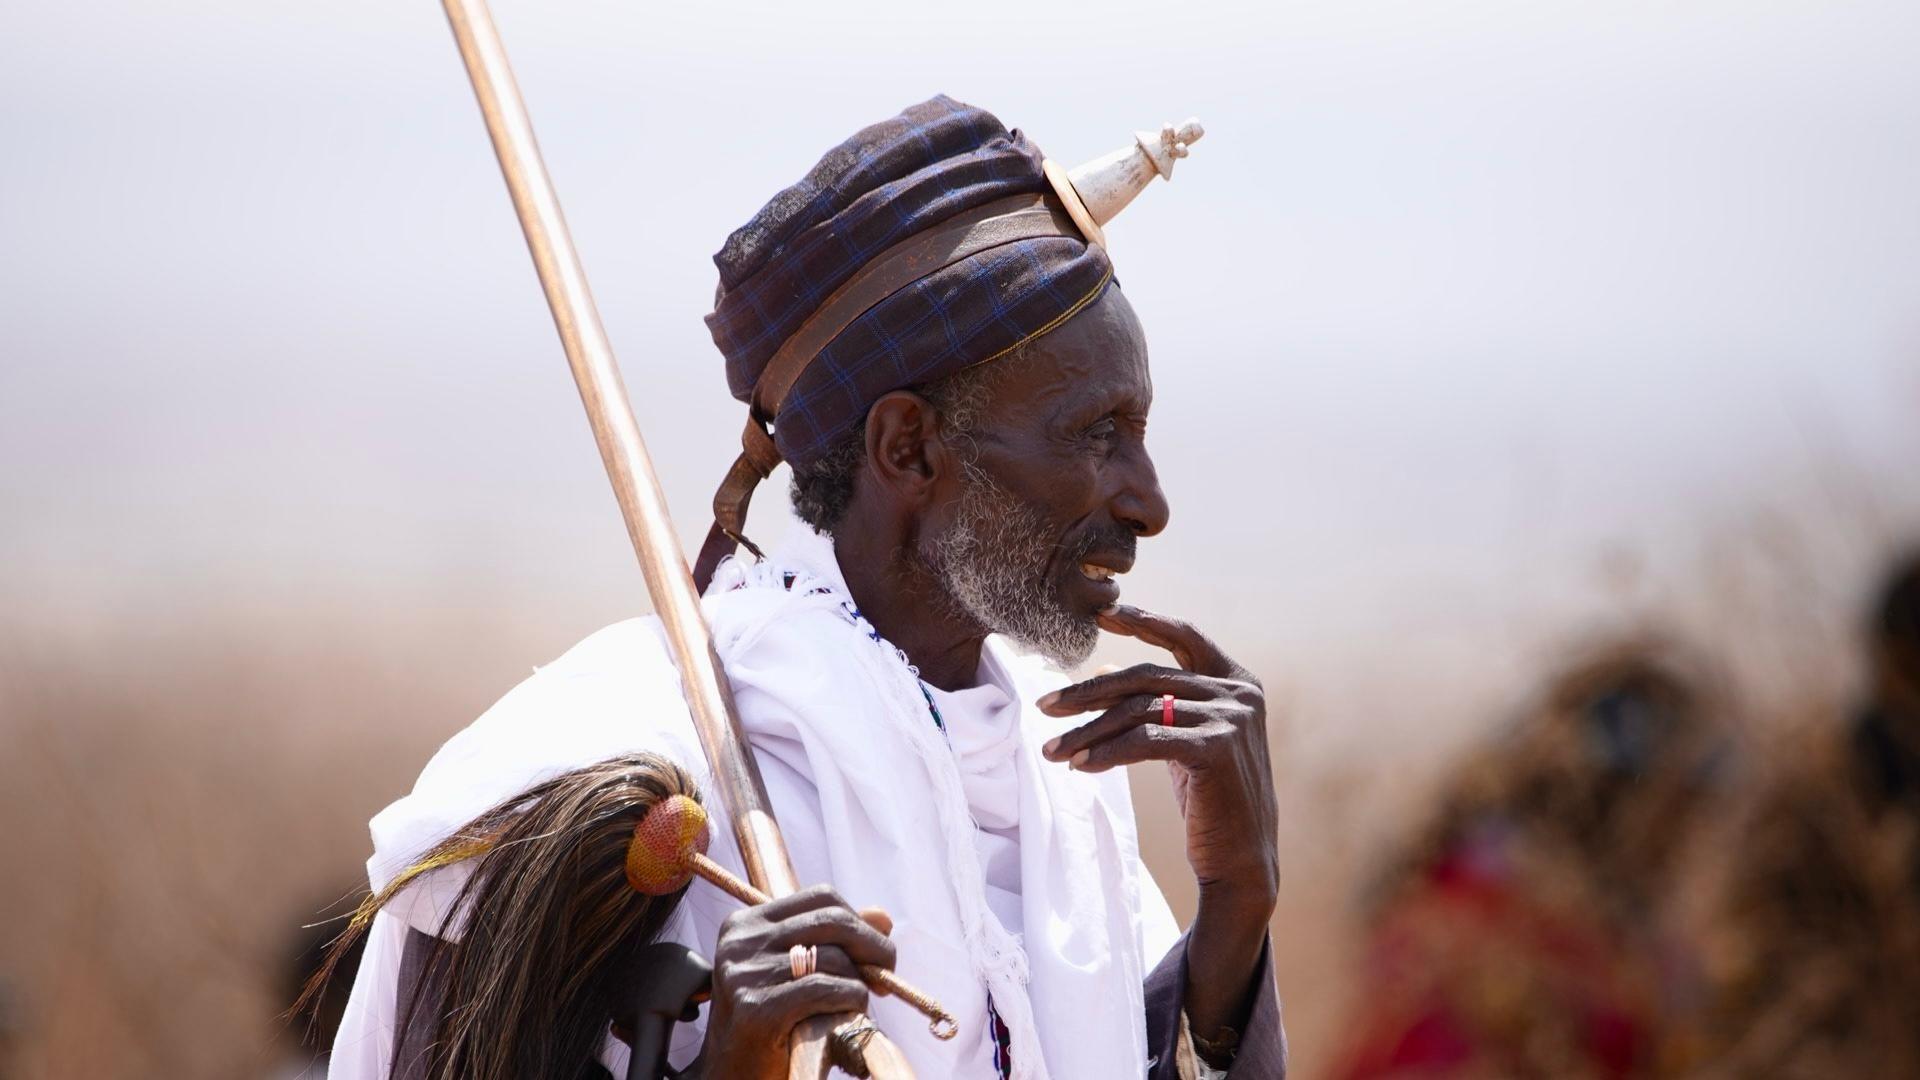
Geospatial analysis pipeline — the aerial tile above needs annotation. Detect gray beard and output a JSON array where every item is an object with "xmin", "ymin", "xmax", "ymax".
[{"xmin": 924, "ymin": 463, "xmax": 1100, "ymax": 669}]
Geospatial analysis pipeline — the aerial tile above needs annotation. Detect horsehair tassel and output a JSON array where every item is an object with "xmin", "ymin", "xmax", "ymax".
[{"xmin": 629, "ymin": 795, "xmax": 960, "ymax": 1041}]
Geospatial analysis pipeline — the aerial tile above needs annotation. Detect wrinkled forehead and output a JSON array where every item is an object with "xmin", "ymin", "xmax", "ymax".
[{"xmin": 987, "ymin": 285, "xmax": 1152, "ymax": 418}]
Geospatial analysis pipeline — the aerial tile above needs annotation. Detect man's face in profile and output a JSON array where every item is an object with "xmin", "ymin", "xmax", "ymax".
[{"xmin": 921, "ymin": 286, "xmax": 1171, "ymax": 667}]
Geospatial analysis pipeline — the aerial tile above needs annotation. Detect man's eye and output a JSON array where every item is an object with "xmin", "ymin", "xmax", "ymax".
[{"xmin": 1086, "ymin": 417, "xmax": 1118, "ymax": 440}]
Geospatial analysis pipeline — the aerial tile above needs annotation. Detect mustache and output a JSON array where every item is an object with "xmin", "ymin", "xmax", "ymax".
[{"xmin": 1063, "ymin": 521, "xmax": 1137, "ymax": 567}]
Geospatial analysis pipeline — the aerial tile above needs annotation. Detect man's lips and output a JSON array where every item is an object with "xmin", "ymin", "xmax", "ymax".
[
  {"xmin": 1077, "ymin": 555, "xmax": 1133, "ymax": 583},
  {"xmin": 1069, "ymin": 552, "xmax": 1133, "ymax": 605},
  {"xmin": 1052, "ymin": 524, "xmax": 1137, "ymax": 608}
]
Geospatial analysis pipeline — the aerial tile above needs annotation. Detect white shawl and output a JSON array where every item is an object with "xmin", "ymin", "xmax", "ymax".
[{"xmin": 332, "ymin": 525, "xmax": 1180, "ymax": 1078}]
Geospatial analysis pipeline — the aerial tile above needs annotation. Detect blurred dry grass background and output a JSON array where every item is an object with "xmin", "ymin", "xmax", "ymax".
[{"xmin": 0, "ymin": 604, "xmax": 526, "ymax": 1076}]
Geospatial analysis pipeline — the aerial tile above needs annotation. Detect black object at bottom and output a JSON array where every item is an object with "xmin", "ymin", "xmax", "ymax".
[{"xmin": 625, "ymin": 942, "xmax": 715, "ymax": 1080}]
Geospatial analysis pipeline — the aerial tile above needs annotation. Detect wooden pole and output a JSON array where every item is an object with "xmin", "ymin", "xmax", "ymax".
[{"xmin": 436, "ymin": 3, "xmax": 913, "ymax": 1075}]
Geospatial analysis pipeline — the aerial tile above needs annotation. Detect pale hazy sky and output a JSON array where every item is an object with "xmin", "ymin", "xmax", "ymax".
[{"xmin": 3, "ymin": 0, "xmax": 1918, "ymax": 710}]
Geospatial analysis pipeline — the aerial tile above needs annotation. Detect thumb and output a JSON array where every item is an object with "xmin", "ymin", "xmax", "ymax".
[{"xmin": 859, "ymin": 907, "xmax": 894, "ymax": 937}]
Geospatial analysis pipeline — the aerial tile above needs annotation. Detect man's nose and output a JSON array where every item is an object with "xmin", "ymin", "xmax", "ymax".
[{"xmin": 1111, "ymin": 449, "xmax": 1170, "ymax": 538}]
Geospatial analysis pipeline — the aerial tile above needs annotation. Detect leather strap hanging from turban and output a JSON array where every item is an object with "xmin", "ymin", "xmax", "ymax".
[{"xmin": 695, "ymin": 96, "xmax": 1111, "ymax": 589}]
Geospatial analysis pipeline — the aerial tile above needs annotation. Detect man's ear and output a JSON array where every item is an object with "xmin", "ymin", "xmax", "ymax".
[{"xmin": 862, "ymin": 390, "xmax": 951, "ymax": 506}]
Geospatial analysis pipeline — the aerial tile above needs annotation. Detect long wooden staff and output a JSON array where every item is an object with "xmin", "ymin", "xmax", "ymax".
[{"xmin": 437, "ymin": 3, "xmax": 914, "ymax": 1076}]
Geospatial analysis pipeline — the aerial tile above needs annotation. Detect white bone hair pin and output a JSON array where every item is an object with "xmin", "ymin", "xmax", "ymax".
[{"xmin": 1044, "ymin": 117, "xmax": 1206, "ymax": 248}]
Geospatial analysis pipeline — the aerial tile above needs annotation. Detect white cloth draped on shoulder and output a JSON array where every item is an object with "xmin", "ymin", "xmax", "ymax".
[{"xmin": 329, "ymin": 524, "xmax": 1182, "ymax": 1079}]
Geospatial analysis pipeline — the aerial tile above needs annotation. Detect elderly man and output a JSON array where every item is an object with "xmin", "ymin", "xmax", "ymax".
[{"xmin": 332, "ymin": 96, "xmax": 1283, "ymax": 1079}]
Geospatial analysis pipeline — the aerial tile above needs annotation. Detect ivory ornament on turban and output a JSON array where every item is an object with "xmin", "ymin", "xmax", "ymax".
[{"xmin": 694, "ymin": 95, "xmax": 1204, "ymax": 588}]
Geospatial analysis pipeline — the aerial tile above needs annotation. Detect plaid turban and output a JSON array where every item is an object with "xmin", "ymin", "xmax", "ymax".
[{"xmin": 695, "ymin": 95, "xmax": 1114, "ymax": 584}]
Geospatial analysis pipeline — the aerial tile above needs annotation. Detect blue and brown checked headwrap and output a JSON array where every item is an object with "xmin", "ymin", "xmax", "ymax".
[{"xmin": 694, "ymin": 95, "xmax": 1114, "ymax": 586}]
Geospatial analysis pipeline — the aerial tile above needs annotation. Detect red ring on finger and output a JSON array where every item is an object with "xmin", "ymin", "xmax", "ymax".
[{"xmin": 1161, "ymin": 693, "xmax": 1176, "ymax": 727}]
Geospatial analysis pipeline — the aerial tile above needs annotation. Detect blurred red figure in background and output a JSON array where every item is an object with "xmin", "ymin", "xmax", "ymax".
[{"xmin": 1334, "ymin": 644, "xmax": 1727, "ymax": 1078}]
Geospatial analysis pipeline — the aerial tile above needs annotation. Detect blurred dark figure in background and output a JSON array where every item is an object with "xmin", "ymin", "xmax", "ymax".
[
  {"xmin": 1702, "ymin": 552, "xmax": 1920, "ymax": 1077},
  {"xmin": 0, "ymin": 977, "xmax": 19, "ymax": 1080},
  {"xmin": 1851, "ymin": 551, "xmax": 1920, "ymax": 829},
  {"xmin": 1334, "ymin": 642, "xmax": 1728, "ymax": 1078}
]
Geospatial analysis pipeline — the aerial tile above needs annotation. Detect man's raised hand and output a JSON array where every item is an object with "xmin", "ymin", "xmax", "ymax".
[{"xmin": 1037, "ymin": 604, "xmax": 1279, "ymax": 902}]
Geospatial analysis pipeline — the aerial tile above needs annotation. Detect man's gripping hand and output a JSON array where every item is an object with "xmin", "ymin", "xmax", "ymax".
[{"xmin": 694, "ymin": 884, "xmax": 896, "ymax": 1079}]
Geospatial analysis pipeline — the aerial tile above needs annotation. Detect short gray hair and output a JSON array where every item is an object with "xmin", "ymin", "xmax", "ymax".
[{"xmin": 788, "ymin": 346, "xmax": 1026, "ymax": 534}]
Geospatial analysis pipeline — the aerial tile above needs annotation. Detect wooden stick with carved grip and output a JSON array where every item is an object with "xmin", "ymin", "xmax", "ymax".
[{"xmin": 436, "ymin": 2, "xmax": 917, "ymax": 1075}]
